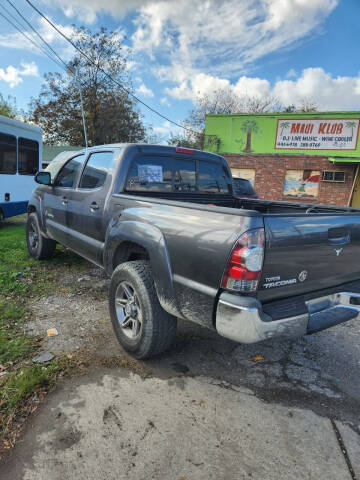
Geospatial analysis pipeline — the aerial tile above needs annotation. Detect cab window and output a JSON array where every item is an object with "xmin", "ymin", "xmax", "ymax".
[
  {"xmin": 79, "ymin": 151, "xmax": 115, "ymax": 189},
  {"xmin": 54, "ymin": 154, "xmax": 86, "ymax": 188}
]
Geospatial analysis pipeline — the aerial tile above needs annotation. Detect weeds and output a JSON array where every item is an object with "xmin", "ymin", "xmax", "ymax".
[{"xmin": 0, "ymin": 217, "xmax": 89, "ymax": 454}]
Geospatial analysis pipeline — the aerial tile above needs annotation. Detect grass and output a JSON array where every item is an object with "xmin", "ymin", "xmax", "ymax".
[{"xmin": 0, "ymin": 216, "xmax": 89, "ymax": 452}]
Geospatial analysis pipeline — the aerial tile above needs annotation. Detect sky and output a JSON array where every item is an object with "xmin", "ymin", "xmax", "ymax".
[{"xmin": 0, "ymin": 0, "xmax": 359, "ymax": 141}]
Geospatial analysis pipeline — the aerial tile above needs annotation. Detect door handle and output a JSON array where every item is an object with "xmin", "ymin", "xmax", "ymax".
[
  {"xmin": 329, "ymin": 235, "xmax": 350, "ymax": 246},
  {"xmin": 90, "ymin": 202, "xmax": 99, "ymax": 211},
  {"xmin": 62, "ymin": 196, "xmax": 68, "ymax": 205}
]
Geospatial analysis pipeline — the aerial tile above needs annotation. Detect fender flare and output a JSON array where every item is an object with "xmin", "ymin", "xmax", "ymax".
[{"xmin": 104, "ymin": 220, "xmax": 182, "ymax": 318}]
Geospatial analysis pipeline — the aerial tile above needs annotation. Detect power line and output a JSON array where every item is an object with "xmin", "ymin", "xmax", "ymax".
[
  {"xmin": 5, "ymin": 0, "xmax": 68, "ymax": 69},
  {"xmin": 0, "ymin": 8, "xmax": 65, "ymax": 71},
  {"xmin": 24, "ymin": 0, "xmax": 200, "ymax": 135}
]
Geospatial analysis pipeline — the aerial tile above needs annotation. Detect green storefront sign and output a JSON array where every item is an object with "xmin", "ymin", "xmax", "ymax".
[{"xmin": 204, "ymin": 112, "xmax": 360, "ymax": 157}]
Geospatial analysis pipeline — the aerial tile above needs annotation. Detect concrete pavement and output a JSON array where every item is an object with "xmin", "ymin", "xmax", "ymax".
[{"xmin": 1, "ymin": 370, "xmax": 358, "ymax": 480}]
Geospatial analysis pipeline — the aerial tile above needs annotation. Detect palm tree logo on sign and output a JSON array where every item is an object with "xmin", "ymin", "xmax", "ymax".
[
  {"xmin": 345, "ymin": 121, "xmax": 357, "ymax": 138},
  {"xmin": 279, "ymin": 121, "xmax": 290, "ymax": 136}
]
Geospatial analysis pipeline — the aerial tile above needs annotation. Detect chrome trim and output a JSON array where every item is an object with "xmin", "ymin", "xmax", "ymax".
[{"xmin": 216, "ymin": 291, "xmax": 360, "ymax": 344}]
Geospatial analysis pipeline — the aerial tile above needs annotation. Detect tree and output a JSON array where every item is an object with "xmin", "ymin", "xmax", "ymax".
[
  {"xmin": 240, "ymin": 120, "xmax": 258, "ymax": 152},
  {"xmin": 298, "ymin": 97, "xmax": 318, "ymax": 113},
  {"xmin": 182, "ymin": 87, "xmax": 281, "ymax": 149},
  {"xmin": 27, "ymin": 27, "xmax": 145, "ymax": 145},
  {"xmin": 0, "ymin": 93, "xmax": 18, "ymax": 118},
  {"xmin": 187, "ymin": 87, "xmax": 281, "ymax": 131}
]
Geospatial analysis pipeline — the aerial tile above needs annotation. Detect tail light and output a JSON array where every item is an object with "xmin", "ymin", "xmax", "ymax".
[{"xmin": 221, "ymin": 228, "xmax": 264, "ymax": 293}]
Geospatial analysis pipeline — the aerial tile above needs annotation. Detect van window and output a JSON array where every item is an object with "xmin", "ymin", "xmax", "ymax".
[
  {"xmin": 126, "ymin": 157, "xmax": 172, "ymax": 192},
  {"xmin": 54, "ymin": 154, "xmax": 86, "ymax": 188},
  {"xmin": 18, "ymin": 138, "xmax": 39, "ymax": 175},
  {"xmin": 79, "ymin": 151, "xmax": 115, "ymax": 189},
  {"xmin": 197, "ymin": 160, "xmax": 231, "ymax": 194},
  {"xmin": 0, "ymin": 133, "xmax": 16, "ymax": 175}
]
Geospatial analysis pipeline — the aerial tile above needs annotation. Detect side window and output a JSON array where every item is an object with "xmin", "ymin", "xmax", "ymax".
[
  {"xmin": 18, "ymin": 138, "xmax": 39, "ymax": 175},
  {"xmin": 173, "ymin": 158, "xmax": 196, "ymax": 191},
  {"xmin": 126, "ymin": 157, "xmax": 172, "ymax": 192},
  {"xmin": 54, "ymin": 154, "xmax": 86, "ymax": 188},
  {"xmin": 79, "ymin": 151, "xmax": 115, "ymax": 189},
  {"xmin": 197, "ymin": 160, "xmax": 232, "ymax": 194},
  {"xmin": 0, "ymin": 133, "xmax": 16, "ymax": 175}
]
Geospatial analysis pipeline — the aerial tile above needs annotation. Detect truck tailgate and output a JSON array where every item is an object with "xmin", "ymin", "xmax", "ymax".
[{"xmin": 258, "ymin": 214, "xmax": 360, "ymax": 302}]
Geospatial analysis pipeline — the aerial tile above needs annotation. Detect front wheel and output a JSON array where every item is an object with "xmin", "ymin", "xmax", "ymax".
[
  {"xmin": 26, "ymin": 212, "xmax": 56, "ymax": 260},
  {"xmin": 109, "ymin": 260, "xmax": 177, "ymax": 359}
]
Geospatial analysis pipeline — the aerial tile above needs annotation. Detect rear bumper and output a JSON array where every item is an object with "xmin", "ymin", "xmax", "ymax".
[{"xmin": 216, "ymin": 291, "xmax": 360, "ymax": 344}]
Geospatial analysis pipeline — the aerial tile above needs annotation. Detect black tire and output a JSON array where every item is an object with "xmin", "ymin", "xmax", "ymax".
[
  {"xmin": 0, "ymin": 209, "xmax": 4, "ymax": 224},
  {"xmin": 109, "ymin": 260, "xmax": 177, "ymax": 359},
  {"xmin": 26, "ymin": 212, "xmax": 56, "ymax": 260}
]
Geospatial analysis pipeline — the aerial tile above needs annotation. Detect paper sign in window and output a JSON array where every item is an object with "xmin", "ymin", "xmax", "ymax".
[{"xmin": 138, "ymin": 165, "xmax": 163, "ymax": 183}]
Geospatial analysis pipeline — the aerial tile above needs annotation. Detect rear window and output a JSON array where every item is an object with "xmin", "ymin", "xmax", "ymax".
[
  {"xmin": 126, "ymin": 157, "xmax": 172, "ymax": 192},
  {"xmin": 125, "ymin": 155, "xmax": 231, "ymax": 194},
  {"xmin": 198, "ymin": 160, "xmax": 232, "ymax": 194},
  {"xmin": 233, "ymin": 178, "xmax": 256, "ymax": 196},
  {"xmin": 173, "ymin": 158, "xmax": 196, "ymax": 192},
  {"xmin": 0, "ymin": 133, "xmax": 16, "ymax": 175}
]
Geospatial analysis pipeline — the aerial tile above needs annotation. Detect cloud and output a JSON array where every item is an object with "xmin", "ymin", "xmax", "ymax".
[
  {"xmin": 42, "ymin": 0, "xmax": 337, "ymax": 76},
  {"xmin": 133, "ymin": 0, "xmax": 337, "ymax": 77},
  {"xmin": 162, "ymin": 66, "xmax": 360, "ymax": 111},
  {"xmin": 135, "ymin": 83, "xmax": 154, "ymax": 98},
  {"xmin": 0, "ymin": 17, "xmax": 77, "ymax": 61},
  {"xmin": 42, "ymin": 0, "xmax": 150, "ymax": 23},
  {"xmin": 273, "ymin": 68, "xmax": 360, "ymax": 110},
  {"xmin": 0, "ymin": 62, "xmax": 39, "ymax": 88},
  {"xmin": 153, "ymin": 120, "xmax": 181, "ymax": 137},
  {"xmin": 160, "ymin": 97, "xmax": 170, "ymax": 106},
  {"xmin": 286, "ymin": 68, "xmax": 297, "ymax": 79}
]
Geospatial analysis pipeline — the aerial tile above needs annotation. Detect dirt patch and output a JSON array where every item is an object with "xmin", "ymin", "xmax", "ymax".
[{"xmin": 25, "ymin": 266, "xmax": 121, "ymax": 358}]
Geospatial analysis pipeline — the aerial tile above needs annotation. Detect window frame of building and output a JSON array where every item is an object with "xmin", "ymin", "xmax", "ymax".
[{"xmin": 322, "ymin": 171, "xmax": 346, "ymax": 183}]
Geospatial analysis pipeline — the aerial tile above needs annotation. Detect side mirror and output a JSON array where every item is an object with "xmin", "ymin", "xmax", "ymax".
[{"xmin": 35, "ymin": 171, "xmax": 52, "ymax": 186}]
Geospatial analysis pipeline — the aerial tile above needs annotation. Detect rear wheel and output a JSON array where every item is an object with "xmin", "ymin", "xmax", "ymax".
[
  {"xmin": 26, "ymin": 212, "xmax": 56, "ymax": 260},
  {"xmin": 109, "ymin": 260, "xmax": 177, "ymax": 359}
]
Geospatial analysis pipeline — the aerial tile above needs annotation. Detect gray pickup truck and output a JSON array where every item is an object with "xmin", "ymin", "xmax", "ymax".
[{"xmin": 27, "ymin": 144, "xmax": 360, "ymax": 358}]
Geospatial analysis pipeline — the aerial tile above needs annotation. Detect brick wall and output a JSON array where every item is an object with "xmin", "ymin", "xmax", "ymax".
[{"xmin": 224, "ymin": 154, "xmax": 356, "ymax": 206}]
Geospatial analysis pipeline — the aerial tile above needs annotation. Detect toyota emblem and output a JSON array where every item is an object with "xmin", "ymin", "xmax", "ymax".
[{"xmin": 298, "ymin": 270, "xmax": 308, "ymax": 282}]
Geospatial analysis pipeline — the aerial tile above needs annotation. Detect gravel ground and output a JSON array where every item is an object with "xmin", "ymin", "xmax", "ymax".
[{"xmin": 1, "ymin": 262, "xmax": 359, "ymax": 479}]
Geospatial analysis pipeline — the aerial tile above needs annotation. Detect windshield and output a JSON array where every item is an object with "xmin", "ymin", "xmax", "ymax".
[{"xmin": 233, "ymin": 177, "xmax": 256, "ymax": 196}]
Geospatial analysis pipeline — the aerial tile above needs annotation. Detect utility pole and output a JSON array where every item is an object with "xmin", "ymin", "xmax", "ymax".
[{"xmin": 67, "ymin": 67, "xmax": 88, "ymax": 148}]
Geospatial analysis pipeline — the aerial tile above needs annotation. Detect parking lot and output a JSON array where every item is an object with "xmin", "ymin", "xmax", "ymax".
[{"xmin": 1, "ymin": 243, "xmax": 360, "ymax": 479}]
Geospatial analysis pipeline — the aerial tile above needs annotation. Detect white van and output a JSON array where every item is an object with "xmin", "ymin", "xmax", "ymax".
[{"xmin": 0, "ymin": 115, "xmax": 42, "ymax": 220}]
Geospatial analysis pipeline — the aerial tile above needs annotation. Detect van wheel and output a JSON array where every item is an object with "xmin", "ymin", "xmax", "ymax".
[
  {"xmin": 109, "ymin": 260, "xmax": 177, "ymax": 359},
  {"xmin": 0, "ymin": 209, "xmax": 4, "ymax": 224},
  {"xmin": 26, "ymin": 213, "xmax": 56, "ymax": 260}
]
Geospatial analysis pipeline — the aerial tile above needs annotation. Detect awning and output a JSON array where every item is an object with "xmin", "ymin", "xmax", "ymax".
[{"xmin": 329, "ymin": 157, "xmax": 360, "ymax": 163}]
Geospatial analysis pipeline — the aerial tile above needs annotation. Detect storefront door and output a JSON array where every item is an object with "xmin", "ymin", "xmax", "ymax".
[{"xmin": 351, "ymin": 168, "xmax": 360, "ymax": 207}]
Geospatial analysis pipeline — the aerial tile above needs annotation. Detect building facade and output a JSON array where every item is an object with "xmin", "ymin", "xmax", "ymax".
[{"xmin": 204, "ymin": 112, "xmax": 360, "ymax": 207}]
